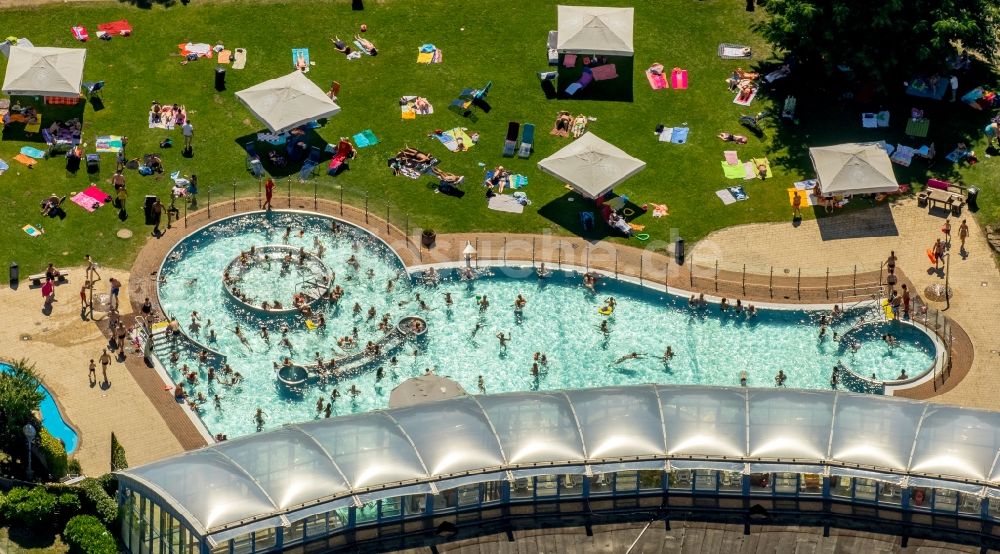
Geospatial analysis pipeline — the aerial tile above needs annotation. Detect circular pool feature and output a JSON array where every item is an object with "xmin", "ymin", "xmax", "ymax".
[
  {"xmin": 277, "ymin": 364, "xmax": 309, "ymax": 387},
  {"xmin": 222, "ymin": 245, "xmax": 333, "ymax": 314},
  {"xmin": 397, "ymin": 315, "xmax": 428, "ymax": 336},
  {"xmin": 157, "ymin": 211, "xmax": 939, "ymax": 439}
]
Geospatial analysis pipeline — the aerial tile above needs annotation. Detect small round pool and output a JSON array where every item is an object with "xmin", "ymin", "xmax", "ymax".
[{"xmin": 157, "ymin": 212, "xmax": 938, "ymax": 438}]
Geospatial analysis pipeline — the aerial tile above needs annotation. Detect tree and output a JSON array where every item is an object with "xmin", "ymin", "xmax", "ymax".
[
  {"xmin": 758, "ymin": 0, "xmax": 1000, "ymax": 90},
  {"xmin": 0, "ymin": 358, "xmax": 44, "ymax": 455}
]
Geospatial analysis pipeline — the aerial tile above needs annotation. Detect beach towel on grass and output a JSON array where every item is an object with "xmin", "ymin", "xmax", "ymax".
[
  {"xmin": 178, "ymin": 43, "xmax": 212, "ymax": 58},
  {"xmin": 218, "ymin": 49, "xmax": 232, "ymax": 64},
  {"xmin": 724, "ymin": 150, "xmax": 740, "ymax": 165},
  {"xmin": 436, "ymin": 128, "xmax": 475, "ymax": 152},
  {"xmin": 148, "ymin": 104, "xmax": 185, "ymax": 130},
  {"xmin": 96, "ymin": 135, "xmax": 124, "ymax": 153},
  {"xmin": 646, "ymin": 70, "xmax": 667, "ymax": 90},
  {"xmin": 416, "ymin": 45, "xmax": 442, "ymax": 64},
  {"xmin": 787, "ymin": 188, "xmax": 815, "ymax": 207},
  {"xmin": 232, "ymin": 48, "xmax": 247, "ymax": 69},
  {"xmin": 590, "ymin": 64, "xmax": 618, "ymax": 81},
  {"xmin": 71, "ymin": 26, "xmax": 88, "ymax": 41},
  {"xmin": 98, "ymin": 20, "xmax": 132, "ymax": 36},
  {"xmin": 0, "ymin": 159, "xmax": 8, "ymax": 175},
  {"xmin": 509, "ymin": 174, "xmax": 528, "ymax": 189},
  {"xmin": 658, "ymin": 127, "xmax": 689, "ymax": 143},
  {"xmin": 22, "ymin": 224, "xmax": 42, "ymax": 237},
  {"xmin": 292, "ymin": 48, "xmax": 310, "ymax": 72},
  {"xmin": 670, "ymin": 68, "xmax": 688, "ymax": 89},
  {"xmin": 352, "ymin": 129, "xmax": 378, "ymax": 148},
  {"xmin": 400, "ymin": 96, "xmax": 434, "ymax": 119},
  {"xmin": 13, "ymin": 154, "xmax": 36, "ymax": 167},
  {"xmin": 794, "ymin": 179, "xmax": 817, "ymax": 191},
  {"xmin": 734, "ymin": 87, "xmax": 758, "ymax": 106},
  {"xmin": 488, "ymin": 194, "xmax": 524, "ymax": 214},
  {"xmin": 71, "ymin": 192, "xmax": 101, "ymax": 212},
  {"xmin": 718, "ymin": 43, "xmax": 751, "ymax": 59},
  {"xmin": 746, "ymin": 158, "xmax": 772, "ymax": 179},
  {"xmin": 20, "ymin": 146, "xmax": 46, "ymax": 159},
  {"xmin": 722, "ymin": 160, "xmax": 746, "ymax": 179},
  {"xmin": 83, "ymin": 185, "xmax": 111, "ymax": 204}
]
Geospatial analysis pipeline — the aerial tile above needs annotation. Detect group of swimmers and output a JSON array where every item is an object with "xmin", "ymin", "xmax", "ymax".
[{"xmin": 687, "ymin": 293, "xmax": 758, "ymax": 317}]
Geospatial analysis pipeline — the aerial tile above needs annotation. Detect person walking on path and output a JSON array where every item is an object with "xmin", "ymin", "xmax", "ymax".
[
  {"xmin": 263, "ymin": 178, "xmax": 275, "ymax": 210},
  {"xmin": 932, "ymin": 238, "xmax": 945, "ymax": 268},
  {"xmin": 182, "ymin": 120, "xmax": 194, "ymax": 149},
  {"xmin": 109, "ymin": 277, "xmax": 121, "ymax": 310},
  {"xmin": 152, "ymin": 197, "xmax": 164, "ymax": 236},
  {"xmin": 88, "ymin": 359, "xmax": 96, "ymax": 384},
  {"xmin": 792, "ymin": 191, "xmax": 802, "ymax": 219},
  {"xmin": 99, "ymin": 348, "xmax": 111, "ymax": 383},
  {"xmin": 942, "ymin": 219, "xmax": 952, "ymax": 245},
  {"xmin": 959, "ymin": 219, "xmax": 970, "ymax": 252}
]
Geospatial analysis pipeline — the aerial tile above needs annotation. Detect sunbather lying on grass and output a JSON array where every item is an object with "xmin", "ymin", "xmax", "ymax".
[
  {"xmin": 399, "ymin": 147, "xmax": 431, "ymax": 164},
  {"xmin": 551, "ymin": 111, "xmax": 572, "ymax": 137},
  {"xmin": 717, "ymin": 132, "xmax": 748, "ymax": 144},
  {"xmin": 572, "ymin": 114, "xmax": 588, "ymax": 138},
  {"xmin": 331, "ymin": 37, "xmax": 352, "ymax": 56},
  {"xmin": 432, "ymin": 167, "xmax": 463, "ymax": 184},
  {"xmin": 355, "ymin": 35, "xmax": 377, "ymax": 55}
]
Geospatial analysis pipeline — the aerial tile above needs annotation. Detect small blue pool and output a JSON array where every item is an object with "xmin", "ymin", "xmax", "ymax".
[{"xmin": 0, "ymin": 362, "xmax": 78, "ymax": 453}]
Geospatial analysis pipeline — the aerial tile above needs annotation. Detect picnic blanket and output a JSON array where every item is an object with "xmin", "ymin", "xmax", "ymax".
[
  {"xmin": 906, "ymin": 78, "xmax": 948, "ymax": 100},
  {"xmin": 590, "ymin": 64, "xmax": 618, "ymax": 81},
  {"xmin": 98, "ymin": 20, "xmax": 132, "ymax": 36},
  {"xmin": 71, "ymin": 191, "xmax": 102, "ymax": 212},
  {"xmin": 178, "ymin": 43, "xmax": 212, "ymax": 58},
  {"xmin": 716, "ymin": 186, "xmax": 748, "ymax": 205},
  {"xmin": 417, "ymin": 44, "xmax": 442, "ymax": 64},
  {"xmin": 794, "ymin": 179, "xmax": 817, "ymax": 191},
  {"xmin": 905, "ymin": 118, "xmax": 930, "ymax": 138},
  {"xmin": 22, "ymin": 224, "xmax": 42, "ymax": 237},
  {"xmin": 435, "ymin": 127, "xmax": 476, "ymax": 152},
  {"xmin": 646, "ymin": 70, "xmax": 667, "ymax": 90},
  {"xmin": 232, "ymin": 48, "xmax": 247, "ymax": 69},
  {"xmin": 658, "ymin": 127, "xmax": 689, "ymax": 144},
  {"xmin": 13, "ymin": 154, "xmax": 36, "ymax": 167},
  {"xmin": 400, "ymin": 96, "xmax": 433, "ymax": 119},
  {"xmin": 149, "ymin": 104, "xmax": 185, "ymax": 130},
  {"xmin": 218, "ymin": 49, "xmax": 232, "ymax": 64},
  {"xmin": 746, "ymin": 157, "xmax": 771, "ymax": 179},
  {"xmin": 95, "ymin": 135, "xmax": 124, "ymax": 153},
  {"xmin": 890, "ymin": 145, "xmax": 915, "ymax": 167},
  {"xmin": 651, "ymin": 203, "xmax": 669, "ymax": 218},
  {"xmin": 488, "ymin": 194, "xmax": 524, "ymax": 214},
  {"xmin": 788, "ymin": 188, "xmax": 815, "ymax": 207},
  {"xmin": 20, "ymin": 146, "xmax": 46, "ymax": 159},
  {"xmin": 733, "ymin": 87, "xmax": 758, "ymax": 106},
  {"xmin": 352, "ymin": 129, "xmax": 378, "ymax": 148},
  {"xmin": 718, "ymin": 43, "xmax": 751, "ymax": 59},
  {"xmin": 293, "ymin": 48, "xmax": 310, "ymax": 72},
  {"xmin": 670, "ymin": 68, "xmax": 688, "ymax": 90},
  {"xmin": 83, "ymin": 185, "xmax": 111, "ymax": 204}
]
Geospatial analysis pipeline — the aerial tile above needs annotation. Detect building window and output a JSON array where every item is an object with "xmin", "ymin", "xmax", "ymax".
[
  {"xmin": 590, "ymin": 473, "xmax": 612, "ymax": 496},
  {"xmin": 254, "ymin": 528, "xmax": 276, "ymax": 552},
  {"xmin": 693, "ymin": 470, "xmax": 716, "ymax": 492},
  {"xmin": 933, "ymin": 488, "xmax": 959, "ymax": 513},
  {"xmin": 830, "ymin": 476, "xmax": 852, "ymax": 498},
  {"xmin": 799, "ymin": 474, "xmax": 822, "ymax": 495},
  {"xmin": 719, "ymin": 471, "xmax": 742, "ymax": 493},
  {"xmin": 613, "ymin": 471, "xmax": 639, "ymax": 494},
  {"xmin": 511, "ymin": 477, "xmax": 533, "ymax": 499},
  {"xmin": 910, "ymin": 487, "xmax": 931, "ymax": 510},
  {"xmin": 560, "ymin": 475, "xmax": 583, "ymax": 497},
  {"xmin": 535, "ymin": 475, "xmax": 560, "ymax": 498},
  {"xmin": 303, "ymin": 513, "xmax": 327, "ymax": 538},
  {"xmin": 854, "ymin": 478, "xmax": 877, "ymax": 501},
  {"xmin": 878, "ymin": 482, "xmax": 902, "ymax": 505},
  {"xmin": 958, "ymin": 492, "xmax": 982, "ymax": 515},
  {"xmin": 749, "ymin": 473, "xmax": 771, "ymax": 494},
  {"xmin": 282, "ymin": 520, "xmax": 304, "ymax": 545},
  {"xmin": 668, "ymin": 470, "xmax": 692, "ymax": 491}
]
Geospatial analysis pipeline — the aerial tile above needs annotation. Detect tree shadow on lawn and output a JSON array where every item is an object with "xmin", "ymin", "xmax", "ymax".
[
  {"xmin": 4, "ymin": 524, "xmax": 60, "ymax": 550},
  {"xmin": 537, "ymin": 191, "xmax": 645, "ymax": 242},
  {"xmin": 234, "ymin": 130, "xmax": 333, "ymax": 179},
  {"xmin": 118, "ymin": 0, "xmax": 178, "ymax": 7}
]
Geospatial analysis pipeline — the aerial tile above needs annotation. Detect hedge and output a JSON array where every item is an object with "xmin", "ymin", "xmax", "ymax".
[
  {"xmin": 110, "ymin": 432, "xmax": 128, "ymax": 471},
  {"xmin": 39, "ymin": 427, "xmax": 69, "ymax": 479},
  {"xmin": 79, "ymin": 478, "xmax": 119, "ymax": 528},
  {"xmin": 3, "ymin": 486, "xmax": 57, "ymax": 528},
  {"xmin": 63, "ymin": 515, "xmax": 118, "ymax": 554}
]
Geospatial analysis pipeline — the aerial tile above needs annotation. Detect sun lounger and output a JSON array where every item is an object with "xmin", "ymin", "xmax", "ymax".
[
  {"xmin": 502, "ymin": 121, "xmax": 520, "ymax": 157},
  {"xmin": 718, "ymin": 43, "xmax": 751, "ymax": 59},
  {"xmin": 782, "ymin": 96, "xmax": 796, "ymax": 120},
  {"xmin": 518, "ymin": 123, "xmax": 535, "ymax": 158},
  {"xmin": 565, "ymin": 70, "xmax": 594, "ymax": 96},
  {"xmin": 547, "ymin": 31, "xmax": 558, "ymax": 65},
  {"xmin": 328, "ymin": 140, "xmax": 355, "ymax": 175},
  {"xmin": 244, "ymin": 142, "xmax": 264, "ymax": 177}
]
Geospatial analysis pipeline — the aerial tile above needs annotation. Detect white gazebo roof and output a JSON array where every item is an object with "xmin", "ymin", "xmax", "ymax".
[
  {"xmin": 235, "ymin": 71, "xmax": 341, "ymax": 133},
  {"xmin": 556, "ymin": 5, "xmax": 634, "ymax": 56},
  {"xmin": 537, "ymin": 132, "xmax": 646, "ymax": 199},
  {"xmin": 2, "ymin": 45, "xmax": 86, "ymax": 98},
  {"xmin": 809, "ymin": 143, "xmax": 899, "ymax": 196}
]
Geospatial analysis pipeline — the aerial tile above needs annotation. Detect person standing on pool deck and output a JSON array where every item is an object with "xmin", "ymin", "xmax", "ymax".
[
  {"xmin": 151, "ymin": 197, "xmax": 164, "ymax": 236},
  {"xmin": 932, "ymin": 238, "xmax": 945, "ymax": 268},
  {"xmin": 902, "ymin": 284, "xmax": 911, "ymax": 318},
  {"xmin": 959, "ymin": 219, "xmax": 970, "ymax": 252},
  {"xmin": 99, "ymin": 348, "xmax": 111, "ymax": 383},
  {"xmin": 942, "ymin": 219, "xmax": 952, "ymax": 245},
  {"xmin": 109, "ymin": 277, "xmax": 121, "ymax": 310},
  {"xmin": 88, "ymin": 359, "xmax": 96, "ymax": 384},
  {"xmin": 792, "ymin": 191, "xmax": 802, "ymax": 219},
  {"xmin": 182, "ymin": 120, "xmax": 194, "ymax": 149},
  {"xmin": 263, "ymin": 178, "xmax": 275, "ymax": 211}
]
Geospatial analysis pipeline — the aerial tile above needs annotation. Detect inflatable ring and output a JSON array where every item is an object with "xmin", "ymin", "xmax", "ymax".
[
  {"xmin": 635, "ymin": 233, "xmax": 650, "ymax": 241},
  {"xmin": 623, "ymin": 208, "xmax": 635, "ymax": 216},
  {"xmin": 598, "ymin": 306, "xmax": 614, "ymax": 316}
]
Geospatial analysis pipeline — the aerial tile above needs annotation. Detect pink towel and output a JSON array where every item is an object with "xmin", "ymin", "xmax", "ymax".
[
  {"xmin": 724, "ymin": 151, "xmax": 739, "ymax": 166},
  {"xmin": 590, "ymin": 64, "xmax": 618, "ymax": 81},
  {"xmin": 71, "ymin": 192, "xmax": 100, "ymax": 212},
  {"xmin": 562, "ymin": 54, "xmax": 577, "ymax": 68},
  {"xmin": 670, "ymin": 68, "xmax": 688, "ymax": 90},
  {"xmin": 83, "ymin": 185, "xmax": 111, "ymax": 204},
  {"xmin": 646, "ymin": 71, "xmax": 667, "ymax": 90}
]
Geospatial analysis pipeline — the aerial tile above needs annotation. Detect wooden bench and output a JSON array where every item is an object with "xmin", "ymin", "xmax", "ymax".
[
  {"xmin": 924, "ymin": 178, "xmax": 966, "ymax": 215},
  {"xmin": 27, "ymin": 271, "xmax": 69, "ymax": 287}
]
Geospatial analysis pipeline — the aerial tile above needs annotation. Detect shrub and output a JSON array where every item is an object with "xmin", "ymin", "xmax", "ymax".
[
  {"xmin": 110, "ymin": 432, "xmax": 128, "ymax": 471},
  {"xmin": 3, "ymin": 486, "xmax": 57, "ymax": 528},
  {"xmin": 39, "ymin": 427, "xmax": 69, "ymax": 479},
  {"xmin": 79, "ymin": 478, "xmax": 119, "ymax": 528},
  {"xmin": 68, "ymin": 457, "xmax": 82, "ymax": 476},
  {"xmin": 63, "ymin": 515, "xmax": 118, "ymax": 554},
  {"xmin": 0, "ymin": 358, "xmax": 43, "ymax": 456},
  {"xmin": 56, "ymin": 491, "xmax": 82, "ymax": 523},
  {"xmin": 96, "ymin": 473, "xmax": 119, "ymax": 497}
]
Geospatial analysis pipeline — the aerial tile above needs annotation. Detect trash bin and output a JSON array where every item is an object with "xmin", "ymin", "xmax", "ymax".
[
  {"xmin": 967, "ymin": 186, "xmax": 979, "ymax": 211},
  {"xmin": 9, "ymin": 262, "xmax": 18, "ymax": 284},
  {"xmin": 214, "ymin": 66, "xmax": 226, "ymax": 91},
  {"xmin": 144, "ymin": 195, "xmax": 157, "ymax": 225},
  {"xmin": 675, "ymin": 238, "xmax": 685, "ymax": 265}
]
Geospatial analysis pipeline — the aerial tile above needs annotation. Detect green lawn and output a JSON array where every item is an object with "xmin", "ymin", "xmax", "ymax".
[{"xmin": 0, "ymin": 0, "xmax": 997, "ymax": 276}]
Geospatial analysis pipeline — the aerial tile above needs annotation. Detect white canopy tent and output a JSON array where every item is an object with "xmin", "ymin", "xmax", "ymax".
[
  {"xmin": 235, "ymin": 71, "xmax": 340, "ymax": 133},
  {"xmin": 537, "ymin": 132, "xmax": 646, "ymax": 199},
  {"xmin": 2, "ymin": 45, "xmax": 86, "ymax": 98},
  {"xmin": 556, "ymin": 5, "xmax": 634, "ymax": 55},
  {"xmin": 809, "ymin": 143, "xmax": 899, "ymax": 196}
]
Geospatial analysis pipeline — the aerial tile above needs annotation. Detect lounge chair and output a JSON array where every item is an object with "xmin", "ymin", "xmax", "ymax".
[
  {"xmin": 782, "ymin": 96, "xmax": 796, "ymax": 121},
  {"xmin": 502, "ymin": 121, "xmax": 520, "ymax": 157},
  {"xmin": 518, "ymin": 123, "xmax": 534, "ymax": 158},
  {"xmin": 244, "ymin": 142, "xmax": 264, "ymax": 178},
  {"xmin": 547, "ymin": 31, "xmax": 558, "ymax": 65},
  {"xmin": 328, "ymin": 140, "xmax": 355, "ymax": 176},
  {"xmin": 82, "ymin": 81, "xmax": 105, "ymax": 99},
  {"xmin": 299, "ymin": 146, "xmax": 322, "ymax": 180}
]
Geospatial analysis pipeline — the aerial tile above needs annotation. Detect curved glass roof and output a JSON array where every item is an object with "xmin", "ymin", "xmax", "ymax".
[{"xmin": 118, "ymin": 386, "xmax": 1000, "ymax": 540}]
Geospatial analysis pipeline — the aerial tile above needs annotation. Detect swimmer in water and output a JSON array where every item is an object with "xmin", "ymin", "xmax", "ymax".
[
  {"xmin": 662, "ymin": 346, "xmax": 674, "ymax": 362},
  {"xmin": 530, "ymin": 363, "xmax": 540, "ymax": 377},
  {"xmin": 599, "ymin": 320, "xmax": 610, "ymax": 335},
  {"xmin": 445, "ymin": 292, "xmax": 453, "ymax": 307},
  {"xmin": 537, "ymin": 262, "xmax": 550, "ymax": 278},
  {"xmin": 260, "ymin": 326, "xmax": 269, "ymax": 341},
  {"xmin": 613, "ymin": 352, "xmax": 643, "ymax": 364},
  {"xmin": 882, "ymin": 334, "xmax": 898, "ymax": 347},
  {"xmin": 739, "ymin": 371, "xmax": 748, "ymax": 387},
  {"xmin": 316, "ymin": 397, "xmax": 325, "ymax": 413},
  {"xmin": 478, "ymin": 295, "xmax": 490, "ymax": 311},
  {"xmin": 214, "ymin": 394, "xmax": 222, "ymax": 409},
  {"xmin": 478, "ymin": 375, "xmax": 486, "ymax": 394},
  {"xmin": 353, "ymin": 302, "xmax": 362, "ymax": 316},
  {"xmin": 514, "ymin": 294, "xmax": 527, "ymax": 311},
  {"xmin": 324, "ymin": 404, "xmax": 332, "ymax": 418},
  {"xmin": 254, "ymin": 408, "xmax": 267, "ymax": 431},
  {"xmin": 496, "ymin": 332, "xmax": 510, "ymax": 349},
  {"xmin": 775, "ymin": 370, "xmax": 787, "ymax": 387},
  {"xmin": 349, "ymin": 384, "xmax": 361, "ymax": 397}
]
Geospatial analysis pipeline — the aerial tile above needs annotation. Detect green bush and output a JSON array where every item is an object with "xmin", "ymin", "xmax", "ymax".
[
  {"xmin": 56, "ymin": 491, "xmax": 82, "ymax": 523},
  {"xmin": 79, "ymin": 478, "xmax": 119, "ymax": 528},
  {"xmin": 63, "ymin": 515, "xmax": 118, "ymax": 554},
  {"xmin": 68, "ymin": 457, "xmax": 82, "ymax": 476},
  {"xmin": 3, "ymin": 486, "xmax": 57, "ymax": 528},
  {"xmin": 110, "ymin": 433, "xmax": 128, "ymax": 471},
  {"xmin": 96, "ymin": 473, "xmax": 119, "ymax": 497},
  {"xmin": 39, "ymin": 427, "xmax": 69, "ymax": 479}
]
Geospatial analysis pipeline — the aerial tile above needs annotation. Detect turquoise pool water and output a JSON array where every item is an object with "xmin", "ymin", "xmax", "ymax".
[
  {"xmin": 158, "ymin": 212, "xmax": 937, "ymax": 438},
  {"xmin": 0, "ymin": 363, "xmax": 78, "ymax": 453}
]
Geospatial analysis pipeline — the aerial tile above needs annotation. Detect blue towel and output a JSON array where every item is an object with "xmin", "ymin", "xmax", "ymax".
[
  {"xmin": 728, "ymin": 186, "xmax": 748, "ymax": 201},
  {"xmin": 20, "ymin": 146, "xmax": 46, "ymax": 159},
  {"xmin": 419, "ymin": 44, "xmax": 437, "ymax": 53},
  {"xmin": 510, "ymin": 175, "xmax": 528, "ymax": 189},
  {"xmin": 352, "ymin": 129, "xmax": 378, "ymax": 148},
  {"xmin": 292, "ymin": 48, "xmax": 310, "ymax": 70},
  {"xmin": 671, "ymin": 127, "xmax": 689, "ymax": 144}
]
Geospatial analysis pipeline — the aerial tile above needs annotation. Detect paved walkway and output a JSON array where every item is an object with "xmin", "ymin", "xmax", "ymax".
[
  {"xmin": 692, "ymin": 197, "xmax": 998, "ymax": 409},
  {"xmin": 0, "ymin": 267, "xmax": 183, "ymax": 476}
]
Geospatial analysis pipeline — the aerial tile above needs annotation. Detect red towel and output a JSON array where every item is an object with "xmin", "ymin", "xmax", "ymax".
[
  {"xmin": 72, "ymin": 26, "xmax": 89, "ymax": 41},
  {"xmin": 83, "ymin": 185, "xmax": 111, "ymax": 204},
  {"xmin": 98, "ymin": 20, "xmax": 132, "ymax": 36}
]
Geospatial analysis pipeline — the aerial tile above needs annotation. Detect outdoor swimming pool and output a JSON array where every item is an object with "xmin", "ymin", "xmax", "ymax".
[
  {"xmin": 158, "ymin": 212, "xmax": 937, "ymax": 438},
  {"xmin": 0, "ymin": 362, "xmax": 78, "ymax": 453}
]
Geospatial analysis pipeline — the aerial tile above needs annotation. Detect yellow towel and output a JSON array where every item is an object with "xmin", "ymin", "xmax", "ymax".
[
  {"xmin": 401, "ymin": 109, "xmax": 416, "ymax": 120},
  {"xmin": 751, "ymin": 157, "xmax": 772, "ymax": 179},
  {"xmin": 218, "ymin": 50, "xmax": 232, "ymax": 64},
  {"xmin": 787, "ymin": 188, "xmax": 814, "ymax": 207},
  {"xmin": 417, "ymin": 52, "xmax": 433, "ymax": 64}
]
